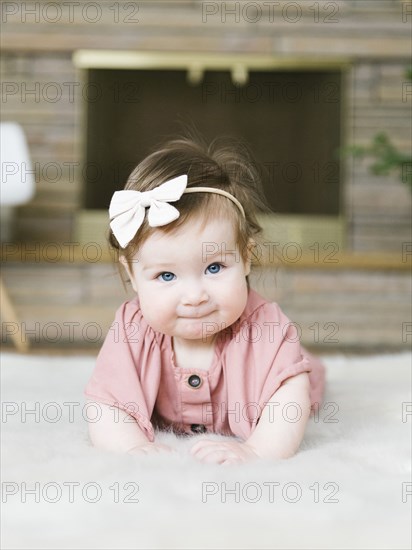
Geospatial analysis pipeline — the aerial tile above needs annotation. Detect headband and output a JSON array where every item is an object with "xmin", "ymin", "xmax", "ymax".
[{"xmin": 109, "ymin": 174, "xmax": 245, "ymax": 248}]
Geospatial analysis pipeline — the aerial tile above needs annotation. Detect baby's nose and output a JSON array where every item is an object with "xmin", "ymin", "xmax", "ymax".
[{"xmin": 182, "ymin": 284, "xmax": 209, "ymax": 306}]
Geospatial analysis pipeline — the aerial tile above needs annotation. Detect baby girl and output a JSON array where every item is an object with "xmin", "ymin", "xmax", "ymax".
[{"xmin": 84, "ymin": 136, "xmax": 325, "ymax": 465}]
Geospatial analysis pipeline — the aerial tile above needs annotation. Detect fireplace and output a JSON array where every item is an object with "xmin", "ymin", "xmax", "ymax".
[{"xmin": 73, "ymin": 51, "xmax": 347, "ymax": 250}]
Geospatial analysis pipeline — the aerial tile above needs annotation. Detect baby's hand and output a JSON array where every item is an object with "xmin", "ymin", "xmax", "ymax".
[
  {"xmin": 127, "ymin": 442, "xmax": 176, "ymax": 455},
  {"xmin": 190, "ymin": 439, "xmax": 260, "ymax": 465}
]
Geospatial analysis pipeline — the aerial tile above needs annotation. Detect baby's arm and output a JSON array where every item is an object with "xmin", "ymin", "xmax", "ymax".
[
  {"xmin": 86, "ymin": 402, "xmax": 173, "ymax": 455},
  {"xmin": 190, "ymin": 372, "xmax": 311, "ymax": 464},
  {"xmin": 245, "ymin": 372, "xmax": 311, "ymax": 459}
]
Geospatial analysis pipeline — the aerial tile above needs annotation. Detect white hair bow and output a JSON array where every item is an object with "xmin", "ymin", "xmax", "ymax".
[{"xmin": 109, "ymin": 174, "xmax": 188, "ymax": 248}]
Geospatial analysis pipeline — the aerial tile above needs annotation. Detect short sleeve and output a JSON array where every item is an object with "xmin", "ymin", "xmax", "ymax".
[
  {"xmin": 224, "ymin": 301, "xmax": 324, "ymax": 440},
  {"xmin": 84, "ymin": 299, "xmax": 162, "ymax": 442}
]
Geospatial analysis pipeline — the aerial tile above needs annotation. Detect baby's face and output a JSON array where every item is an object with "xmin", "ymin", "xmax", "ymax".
[{"xmin": 121, "ymin": 216, "xmax": 251, "ymax": 344}]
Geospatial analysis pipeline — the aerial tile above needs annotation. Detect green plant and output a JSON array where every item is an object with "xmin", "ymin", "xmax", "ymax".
[{"xmin": 341, "ymin": 66, "xmax": 412, "ymax": 191}]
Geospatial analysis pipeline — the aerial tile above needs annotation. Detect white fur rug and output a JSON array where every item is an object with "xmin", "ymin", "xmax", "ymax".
[{"xmin": 1, "ymin": 351, "xmax": 411, "ymax": 550}]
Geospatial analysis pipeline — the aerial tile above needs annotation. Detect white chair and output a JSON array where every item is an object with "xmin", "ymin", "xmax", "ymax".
[{"xmin": 1, "ymin": 122, "xmax": 36, "ymax": 353}]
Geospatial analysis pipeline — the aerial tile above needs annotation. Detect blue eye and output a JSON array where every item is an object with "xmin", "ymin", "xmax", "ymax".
[
  {"xmin": 158, "ymin": 272, "xmax": 175, "ymax": 282},
  {"xmin": 207, "ymin": 263, "xmax": 222, "ymax": 274}
]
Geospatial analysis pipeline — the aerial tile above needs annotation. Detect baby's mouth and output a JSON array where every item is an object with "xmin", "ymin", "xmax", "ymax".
[{"xmin": 180, "ymin": 308, "xmax": 215, "ymax": 319}]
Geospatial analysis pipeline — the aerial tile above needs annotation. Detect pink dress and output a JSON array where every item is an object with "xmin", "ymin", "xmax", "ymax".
[{"xmin": 84, "ymin": 288, "xmax": 325, "ymax": 442}]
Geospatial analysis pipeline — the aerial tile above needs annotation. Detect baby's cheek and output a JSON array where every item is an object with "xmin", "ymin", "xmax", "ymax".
[
  {"xmin": 225, "ymin": 280, "xmax": 248, "ymax": 311},
  {"xmin": 214, "ymin": 300, "xmax": 245, "ymax": 330},
  {"xmin": 141, "ymin": 301, "xmax": 173, "ymax": 332}
]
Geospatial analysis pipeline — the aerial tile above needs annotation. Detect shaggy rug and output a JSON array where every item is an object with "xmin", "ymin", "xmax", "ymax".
[{"xmin": 0, "ymin": 351, "xmax": 411, "ymax": 550}]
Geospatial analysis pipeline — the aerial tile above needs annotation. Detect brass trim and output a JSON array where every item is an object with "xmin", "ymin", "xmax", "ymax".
[
  {"xmin": 72, "ymin": 50, "xmax": 352, "ymax": 71},
  {"xmin": 72, "ymin": 65, "xmax": 89, "ymax": 219}
]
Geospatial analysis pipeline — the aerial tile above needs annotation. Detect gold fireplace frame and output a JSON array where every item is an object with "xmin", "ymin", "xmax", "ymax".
[{"xmin": 72, "ymin": 50, "xmax": 351, "ymax": 255}]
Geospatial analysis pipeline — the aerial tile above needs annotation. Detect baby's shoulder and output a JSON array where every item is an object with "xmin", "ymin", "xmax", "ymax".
[
  {"xmin": 219, "ymin": 290, "xmax": 291, "ymax": 350},
  {"xmin": 242, "ymin": 289, "xmax": 288, "ymax": 324},
  {"xmin": 111, "ymin": 295, "xmax": 154, "ymax": 338},
  {"xmin": 120, "ymin": 295, "xmax": 143, "ymax": 319},
  {"xmin": 106, "ymin": 296, "xmax": 163, "ymax": 354},
  {"xmin": 111, "ymin": 295, "xmax": 142, "ymax": 324}
]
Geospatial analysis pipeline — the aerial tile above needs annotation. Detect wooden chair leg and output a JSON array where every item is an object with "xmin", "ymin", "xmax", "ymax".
[{"xmin": 0, "ymin": 275, "xmax": 30, "ymax": 353}]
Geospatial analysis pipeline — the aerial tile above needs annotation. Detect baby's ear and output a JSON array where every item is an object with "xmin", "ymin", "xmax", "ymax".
[
  {"xmin": 244, "ymin": 238, "xmax": 256, "ymax": 276},
  {"xmin": 119, "ymin": 255, "xmax": 137, "ymax": 291},
  {"xmin": 118, "ymin": 255, "xmax": 129, "ymax": 277},
  {"xmin": 119, "ymin": 254, "xmax": 128, "ymax": 271}
]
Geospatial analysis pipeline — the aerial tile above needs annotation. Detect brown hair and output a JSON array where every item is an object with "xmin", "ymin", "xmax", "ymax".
[{"xmin": 108, "ymin": 132, "xmax": 272, "ymax": 288}]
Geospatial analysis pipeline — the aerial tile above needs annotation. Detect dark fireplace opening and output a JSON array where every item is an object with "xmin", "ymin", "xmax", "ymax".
[{"xmin": 84, "ymin": 69, "xmax": 342, "ymax": 215}]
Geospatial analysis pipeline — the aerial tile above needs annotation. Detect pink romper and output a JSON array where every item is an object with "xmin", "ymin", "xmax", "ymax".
[{"xmin": 84, "ymin": 288, "xmax": 325, "ymax": 442}]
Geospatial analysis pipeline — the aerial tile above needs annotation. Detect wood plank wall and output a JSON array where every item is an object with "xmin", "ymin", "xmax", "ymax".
[{"xmin": 1, "ymin": 0, "xmax": 411, "ymax": 250}]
